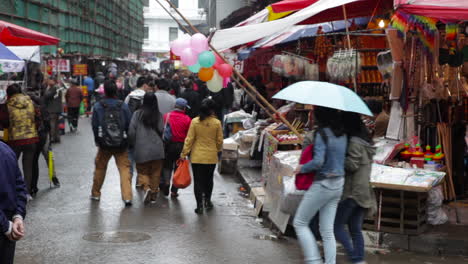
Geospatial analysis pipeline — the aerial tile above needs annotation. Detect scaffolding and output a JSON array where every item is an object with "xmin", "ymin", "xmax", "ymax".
[{"xmin": 0, "ymin": 0, "xmax": 145, "ymax": 58}]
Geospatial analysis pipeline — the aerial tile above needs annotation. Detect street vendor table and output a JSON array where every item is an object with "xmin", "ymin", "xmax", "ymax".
[{"xmin": 364, "ymin": 165, "xmax": 446, "ymax": 235}]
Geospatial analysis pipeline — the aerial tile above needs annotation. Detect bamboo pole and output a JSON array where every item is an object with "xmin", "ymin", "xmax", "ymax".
[
  {"xmin": 342, "ymin": 4, "xmax": 358, "ymax": 93},
  {"xmin": 161, "ymin": 0, "xmax": 304, "ymax": 141},
  {"xmin": 154, "ymin": 0, "xmax": 275, "ymax": 120}
]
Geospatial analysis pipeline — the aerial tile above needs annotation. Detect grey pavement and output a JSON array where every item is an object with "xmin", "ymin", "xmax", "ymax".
[{"xmin": 15, "ymin": 117, "xmax": 468, "ymax": 264}]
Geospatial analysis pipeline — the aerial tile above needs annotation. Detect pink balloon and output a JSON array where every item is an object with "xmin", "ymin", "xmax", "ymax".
[
  {"xmin": 171, "ymin": 35, "xmax": 191, "ymax": 56},
  {"xmin": 191, "ymin": 33, "xmax": 208, "ymax": 53},
  {"xmin": 180, "ymin": 48, "xmax": 198, "ymax": 66},
  {"xmin": 217, "ymin": 63, "xmax": 233, "ymax": 78}
]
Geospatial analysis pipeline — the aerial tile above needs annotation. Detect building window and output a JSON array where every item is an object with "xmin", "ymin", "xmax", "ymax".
[
  {"xmin": 169, "ymin": 27, "xmax": 178, "ymax": 41},
  {"xmin": 144, "ymin": 26, "xmax": 149, "ymax": 39},
  {"xmin": 170, "ymin": 0, "xmax": 178, "ymax": 8},
  {"xmin": 198, "ymin": 0, "xmax": 207, "ymax": 9},
  {"xmin": 143, "ymin": 0, "xmax": 149, "ymax": 7}
]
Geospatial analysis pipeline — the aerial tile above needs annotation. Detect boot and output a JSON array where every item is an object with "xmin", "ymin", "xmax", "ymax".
[{"xmin": 204, "ymin": 199, "xmax": 214, "ymax": 211}]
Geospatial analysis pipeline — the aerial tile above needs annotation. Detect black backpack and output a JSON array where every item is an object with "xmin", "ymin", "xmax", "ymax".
[
  {"xmin": 127, "ymin": 97, "xmax": 143, "ymax": 114},
  {"xmin": 98, "ymin": 101, "xmax": 128, "ymax": 149}
]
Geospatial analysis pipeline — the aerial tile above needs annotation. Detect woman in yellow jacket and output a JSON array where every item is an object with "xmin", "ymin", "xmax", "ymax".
[{"xmin": 181, "ymin": 98, "xmax": 223, "ymax": 214}]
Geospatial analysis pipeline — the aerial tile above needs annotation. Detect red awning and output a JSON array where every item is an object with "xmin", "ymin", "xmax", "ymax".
[
  {"xmin": 0, "ymin": 20, "xmax": 60, "ymax": 46},
  {"xmin": 394, "ymin": 0, "xmax": 468, "ymax": 21},
  {"xmin": 270, "ymin": 0, "xmax": 393, "ymax": 25}
]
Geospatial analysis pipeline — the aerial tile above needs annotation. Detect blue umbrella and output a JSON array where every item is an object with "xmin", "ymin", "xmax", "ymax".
[
  {"xmin": 272, "ymin": 81, "xmax": 373, "ymax": 116},
  {"xmin": 0, "ymin": 42, "xmax": 24, "ymax": 73}
]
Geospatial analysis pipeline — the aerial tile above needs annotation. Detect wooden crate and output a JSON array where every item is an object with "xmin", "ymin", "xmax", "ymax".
[{"xmin": 363, "ymin": 189, "xmax": 428, "ymax": 235}]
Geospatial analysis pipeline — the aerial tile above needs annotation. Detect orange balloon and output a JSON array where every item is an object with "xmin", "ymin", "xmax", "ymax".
[{"xmin": 198, "ymin": 67, "xmax": 214, "ymax": 82}]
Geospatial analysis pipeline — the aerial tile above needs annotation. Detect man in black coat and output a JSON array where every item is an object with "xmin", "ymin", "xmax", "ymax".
[{"xmin": 0, "ymin": 141, "xmax": 27, "ymax": 264}]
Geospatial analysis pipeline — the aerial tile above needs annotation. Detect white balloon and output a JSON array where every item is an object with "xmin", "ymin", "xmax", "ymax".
[{"xmin": 207, "ymin": 70, "xmax": 223, "ymax": 93}]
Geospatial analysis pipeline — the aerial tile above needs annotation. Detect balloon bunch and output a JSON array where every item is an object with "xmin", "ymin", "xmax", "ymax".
[{"xmin": 170, "ymin": 33, "xmax": 233, "ymax": 92}]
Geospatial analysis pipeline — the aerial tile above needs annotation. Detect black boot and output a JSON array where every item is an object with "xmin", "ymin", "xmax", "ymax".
[
  {"xmin": 204, "ymin": 200, "xmax": 214, "ymax": 211},
  {"xmin": 194, "ymin": 206, "xmax": 204, "ymax": 214}
]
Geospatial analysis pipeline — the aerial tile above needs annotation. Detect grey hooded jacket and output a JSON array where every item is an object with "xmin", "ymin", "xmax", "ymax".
[{"xmin": 342, "ymin": 136, "xmax": 377, "ymax": 212}]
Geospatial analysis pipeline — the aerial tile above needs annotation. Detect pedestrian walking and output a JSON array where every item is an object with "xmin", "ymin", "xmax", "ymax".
[
  {"xmin": 180, "ymin": 99, "xmax": 223, "ymax": 214},
  {"xmin": 44, "ymin": 77, "xmax": 64, "ymax": 143},
  {"xmin": 181, "ymin": 80, "xmax": 201, "ymax": 119},
  {"xmin": 83, "ymin": 75, "xmax": 95, "ymax": 115},
  {"xmin": 0, "ymin": 141, "xmax": 27, "ymax": 264},
  {"xmin": 293, "ymin": 106, "xmax": 347, "ymax": 264},
  {"xmin": 334, "ymin": 112, "xmax": 376, "ymax": 264},
  {"xmin": 5, "ymin": 84, "xmax": 39, "ymax": 199},
  {"xmin": 125, "ymin": 76, "xmax": 149, "ymax": 187},
  {"xmin": 29, "ymin": 92, "xmax": 60, "ymax": 195},
  {"xmin": 161, "ymin": 98, "xmax": 191, "ymax": 197},
  {"xmin": 129, "ymin": 92, "xmax": 165, "ymax": 204},
  {"xmin": 155, "ymin": 79, "xmax": 176, "ymax": 115},
  {"xmin": 65, "ymin": 80, "xmax": 83, "ymax": 132},
  {"xmin": 91, "ymin": 80, "xmax": 133, "ymax": 206}
]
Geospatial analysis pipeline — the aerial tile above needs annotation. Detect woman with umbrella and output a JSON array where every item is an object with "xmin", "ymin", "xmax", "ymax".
[{"xmin": 273, "ymin": 81, "xmax": 373, "ymax": 264}]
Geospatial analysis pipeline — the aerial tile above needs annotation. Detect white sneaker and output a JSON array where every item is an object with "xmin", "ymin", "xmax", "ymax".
[
  {"xmin": 26, "ymin": 194, "xmax": 34, "ymax": 202},
  {"xmin": 143, "ymin": 190, "xmax": 152, "ymax": 204},
  {"xmin": 90, "ymin": 196, "xmax": 100, "ymax": 201}
]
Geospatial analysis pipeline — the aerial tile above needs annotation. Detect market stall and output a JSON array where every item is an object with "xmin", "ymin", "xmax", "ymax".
[{"xmin": 218, "ymin": 0, "xmax": 467, "ymax": 235}]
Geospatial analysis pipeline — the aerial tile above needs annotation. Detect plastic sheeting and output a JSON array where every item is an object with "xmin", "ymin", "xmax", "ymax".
[
  {"xmin": 210, "ymin": 0, "xmax": 360, "ymax": 51},
  {"xmin": 7, "ymin": 46, "xmax": 40, "ymax": 63}
]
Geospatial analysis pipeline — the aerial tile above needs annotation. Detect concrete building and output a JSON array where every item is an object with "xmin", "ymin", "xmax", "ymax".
[{"xmin": 143, "ymin": 0, "xmax": 206, "ymax": 55}]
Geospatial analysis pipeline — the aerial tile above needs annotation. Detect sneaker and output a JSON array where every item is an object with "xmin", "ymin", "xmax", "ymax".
[
  {"xmin": 150, "ymin": 192, "xmax": 158, "ymax": 204},
  {"xmin": 124, "ymin": 200, "xmax": 132, "ymax": 207},
  {"xmin": 143, "ymin": 189, "xmax": 152, "ymax": 204},
  {"xmin": 204, "ymin": 200, "xmax": 214, "ymax": 211},
  {"xmin": 90, "ymin": 196, "xmax": 100, "ymax": 201},
  {"xmin": 135, "ymin": 183, "xmax": 142, "ymax": 189},
  {"xmin": 52, "ymin": 177, "xmax": 61, "ymax": 187},
  {"xmin": 194, "ymin": 207, "xmax": 204, "ymax": 214},
  {"xmin": 26, "ymin": 194, "xmax": 34, "ymax": 202}
]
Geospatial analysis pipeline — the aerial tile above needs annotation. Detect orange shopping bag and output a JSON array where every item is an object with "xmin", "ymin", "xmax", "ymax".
[{"xmin": 173, "ymin": 159, "xmax": 192, "ymax": 189}]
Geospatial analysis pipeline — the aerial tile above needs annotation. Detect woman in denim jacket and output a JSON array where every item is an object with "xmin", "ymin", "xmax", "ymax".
[{"xmin": 293, "ymin": 106, "xmax": 347, "ymax": 264}]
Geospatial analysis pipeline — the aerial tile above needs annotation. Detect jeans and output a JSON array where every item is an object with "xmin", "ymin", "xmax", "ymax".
[
  {"xmin": 293, "ymin": 182, "xmax": 343, "ymax": 264},
  {"xmin": 192, "ymin": 163, "xmax": 216, "ymax": 207},
  {"xmin": 334, "ymin": 198, "xmax": 366, "ymax": 263},
  {"xmin": 12, "ymin": 143, "xmax": 37, "ymax": 194},
  {"xmin": 136, "ymin": 160, "xmax": 163, "ymax": 193},
  {"xmin": 92, "ymin": 148, "xmax": 132, "ymax": 201},
  {"xmin": 0, "ymin": 234, "xmax": 15, "ymax": 264}
]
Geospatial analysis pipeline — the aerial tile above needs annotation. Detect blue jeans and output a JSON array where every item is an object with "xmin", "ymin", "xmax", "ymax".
[
  {"xmin": 293, "ymin": 182, "xmax": 343, "ymax": 264},
  {"xmin": 334, "ymin": 198, "xmax": 366, "ymax": 263}
]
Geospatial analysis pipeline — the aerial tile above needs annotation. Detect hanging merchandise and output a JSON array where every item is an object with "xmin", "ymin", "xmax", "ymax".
[
  {"xmin": 391, "ymin": 11, "xmax": 438, "ymax": 56},
  {"xmin": 268, "ymin": 53, "xmax": 318, "ymax": 80},
  {"xmin": 270, "ymin": 54, "xmax": 284, "ymax": 75},
  {"xmin": 304, "ymin": 61, "xmax": 319, "ymax": 81},
  {"xmin": 326, "ymin": 49, "xmax": 361, "ymax": 82}
]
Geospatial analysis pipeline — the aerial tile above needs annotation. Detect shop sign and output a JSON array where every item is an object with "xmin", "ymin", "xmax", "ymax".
[
  {"xmin": 47, "ymin": 59, "xmax": 70, "ymax": 72},
  {"xmin": 73, "ymin": 64, "xmax": 88, "ymax": 76}
]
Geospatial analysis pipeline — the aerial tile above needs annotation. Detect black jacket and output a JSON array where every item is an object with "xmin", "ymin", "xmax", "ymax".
[{"xmin": 181, "ymin": 89, "xmax": 201, "ymax": 119}]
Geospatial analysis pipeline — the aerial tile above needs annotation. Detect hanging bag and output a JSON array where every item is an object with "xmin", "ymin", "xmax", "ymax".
[
  {"xmin": 295, "ymin": 129, "xmax": 328, "ymax": 190},
  {"xmin": 173, "ymin": 159, "xmax": 192, "ymax": 189},
  {"xmin": 162, "ymin": 113, "xmax": 172, "ymax": 142},
  {"xmin": 295, "ymin": 144, "xmax": 315, "ymax": 190}
]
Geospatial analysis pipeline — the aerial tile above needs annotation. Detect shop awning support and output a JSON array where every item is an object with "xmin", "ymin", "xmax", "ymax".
[{"xmin": 159, "ymin": 0, "xmax": 304, "ymax": 141}]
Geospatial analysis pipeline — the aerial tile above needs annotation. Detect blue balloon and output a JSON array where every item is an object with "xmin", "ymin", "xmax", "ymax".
[
  {"xmin": 188, "ymin": 63, "xmax": 201, "ymax": 73},
  {"xmin": 198, "ymin": 51, "xmax": 215, "ymax": 68}
]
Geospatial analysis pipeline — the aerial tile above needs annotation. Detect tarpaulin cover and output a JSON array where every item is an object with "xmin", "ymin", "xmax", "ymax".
[
  {"xmin": 7, "ymin": 46, "xmax": 41, "ymax": 63},
  {"xmin": 271, "ymin": 0, "xmax": 393, "ymax": 25},
  {"xmin": 394, "ymin": 0, "xmax": 468, "ymax": 21},
  {"xmin": 0, "ymin": 20, "xmax": 60, "ymax": 46},
  {"xmin": 0, "ymin": 43, "xmax": 25, "ymax": 72},
  {"xmin": 211, "ymin": 0, "xmax": 361, "ymax": 51}
]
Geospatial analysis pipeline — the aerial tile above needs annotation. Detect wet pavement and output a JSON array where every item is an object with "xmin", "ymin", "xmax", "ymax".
[{"xmin": 15, "ymin": 118, "xmax": 468, "ymax": 264}]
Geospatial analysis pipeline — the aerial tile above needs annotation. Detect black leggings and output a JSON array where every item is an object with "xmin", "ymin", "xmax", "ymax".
[{"xmin": 192, "ymin": 163, "xmax": 216, "ymax": 207}]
